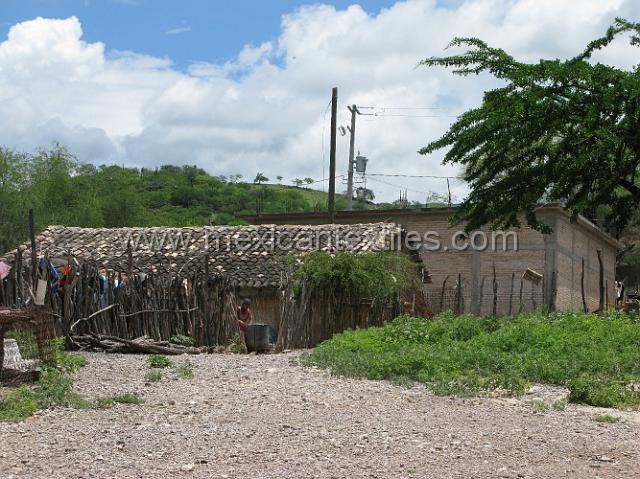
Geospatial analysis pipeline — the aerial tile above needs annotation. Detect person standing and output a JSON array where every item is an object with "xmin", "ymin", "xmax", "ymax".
[{"xmin": 237, "ymin": 298, "xmax": 253, "ymax": 332}]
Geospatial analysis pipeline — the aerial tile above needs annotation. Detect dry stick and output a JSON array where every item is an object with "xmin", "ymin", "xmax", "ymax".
[
  {"xmin": 68, "ymin": 302, "xmax": 119, "ymax": 333},
  {"xmin": 492, "ymin": 263, "xmax": 498, "ymax": 316},
  {"xmin": 508, "ymin": 272, "xmax": 515, "ymax": 316},
  {"xmin": 597, "ymin": 249, "xmax": 605, "ymax": 312},
  {"xmin": 439, "ymin": 275, "xmax": 450, "ymax": 312},
  {"xmin": 456, "ymin": 273, "xmax": 463, "ymax": 314},
  {"xmin": 581, "ymin": 257, "xmax": 587, "ymax": 313},
  {"xmin": 518, "ymin": 276, "xmax": 524, "ymax": 314},
  {"xmin": 478, "ymin": 276, "xmax": 486, "ymax": 314}
]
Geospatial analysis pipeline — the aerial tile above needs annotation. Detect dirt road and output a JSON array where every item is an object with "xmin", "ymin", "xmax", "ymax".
[{"xmin": 1, "ymin": 352, "xmax": 638, "ymax": 478}]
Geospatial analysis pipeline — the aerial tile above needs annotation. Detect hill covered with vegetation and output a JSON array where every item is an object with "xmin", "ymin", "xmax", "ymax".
[{"xmin": 0, "ymin": 145, "xmax": 380, "ymax": 254}]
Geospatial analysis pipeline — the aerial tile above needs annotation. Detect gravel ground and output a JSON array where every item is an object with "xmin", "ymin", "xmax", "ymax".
[{"xmin": 1, "ymin": 352, "xmax": 639, "ymax": 478}]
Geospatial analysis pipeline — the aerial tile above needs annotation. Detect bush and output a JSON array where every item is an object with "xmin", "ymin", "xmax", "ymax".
[
  {"xmin": 147, "ymin": 354, "xmax": 173, "ymax": 369},
  {"xmin": 173, "ymin": 362, "xmax": 193, "ymax": 379},
  {"xmin": 0, "ymin": 387, "xmax": 38, "ymax": 422},
  {"xmin": 145, "ymin": 371, "xmax": 162, "ymax": 383},
  {"xmin": 170, "ymin": 335, "xmax": 195, "ymax": 347},
  {"xmin": 0, "ymin": 337, "xmax": 140, "ymax": 422},
  {"xmin": 6, "ymin": 329, "xmax": 39, "ymax": 359},
  {"xmin": 229, "ymin": 333, "xmax": 247, "ymax": 354},
  {"xmin": 304, "ymin": 311, "xmax": 640, "ymax": 408}
]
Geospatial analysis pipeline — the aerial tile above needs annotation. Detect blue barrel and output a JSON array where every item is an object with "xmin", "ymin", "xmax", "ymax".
[{"xmin": 245, "ymin": 324, "xmax": 272, "ymax": 352}]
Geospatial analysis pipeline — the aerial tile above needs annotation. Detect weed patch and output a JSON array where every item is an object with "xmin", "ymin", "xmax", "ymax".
[
  {"xmin": 229, "ymin": 333, "xmax": 247, "ymax": 354},
  {"xmin": 170, "ymin": 335, "xmax": 195, "ymax": 347},
  {"xmin": 145, "ymin": 370, "xmax": 162, "ymax": 383},
  {"xmin": 593, "ymin": 414, "xmax": 621, "ymax": 423},
  {"xmin": 304, "ymin": 311, "xmax": 640, "ymax": 409},
  {"xmin": 147, "ymin": 354, "xmax": 173, "ymax": 369},
  {"xmin": 0, "ymin": 338, "xmax": 140, "ymax": 422},
  {"xmin": 173, "ymin": 362, "xmax": 193, "ymax": 379}
]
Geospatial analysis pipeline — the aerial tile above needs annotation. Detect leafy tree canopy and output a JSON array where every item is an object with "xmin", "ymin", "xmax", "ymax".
[{"xmin": 420, "ymin": 18, "xmax": 640, "ymax": 235}]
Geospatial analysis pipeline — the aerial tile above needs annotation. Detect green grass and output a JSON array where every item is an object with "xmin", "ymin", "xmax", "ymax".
[
  {"xmin": 170, "ymin": 335, "xmax": 195, "ymax": 347},
  {"xmin": 304, "ymin": 311, "xmax": 640, "ymax": 409},
  {"xmin": 5, "ymin": 329, "xmax": 39, "ymax": 359},
  {"xmin": 94, "ymin": 393, "xmax": 144, "ymax": 408},
  {"xmin": 0, "ymin": 338, "xmax": 141, "ymax": 422},
  {"xmin": 229, "ymin": 333, "xmax": 247, "ymax": 354},
  {"xmin": 147, "ymin": 354, "xmax": 173, "ymax": 369},
  {"xmin": 173, "ymin": 361, "xmax": 194, "ymax": 379},
  {"xmin": 144, "ymin": 370, "xmax": 162, "ymax": 383},
  {"xmin": 593, "ymin": 414, "xmax": 622, "ymax": 423}
]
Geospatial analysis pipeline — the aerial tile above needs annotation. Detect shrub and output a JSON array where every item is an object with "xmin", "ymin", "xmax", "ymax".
[
  {"xmin": 305, "ymin": 311, "xmax": 640, "ymax": 408},
  {"xmin": 173, "ymin": 362, "xmax": 193, "ymax": 379},
  {"xmin": 229, "ymin": 333, "xmax": 247, "ymax": 354},
  {"xmin": 93, "ymin": 393, "xmax": 143, "ymax": 408},
  {"xmin": 170, "ymin": 335, "xmax": 195, "ymax": 347},
  {"xmin": 0, "ymin": 387, "xmax": 38, "ymax": 422},
  {"xmin": 147, "ymin": 354, "xmax": 173, "ymax": 369},
  {"xmin": 0, "ymin": 337, "xmax": 140, "ymax": 422},
  {"xmin": 593, "ymin": 414, "xmax": 621, "ymax": 423},
  {"xmin": 287, "ymin": 251, "xmax": 418, "ymax": 302},
  {"xmin": 145, "ymin": 370, "xmax": 162, "ymax": 383},
  {"xmin": 6, "ymin": 329, "xmax": 39, "ymax": 359}
]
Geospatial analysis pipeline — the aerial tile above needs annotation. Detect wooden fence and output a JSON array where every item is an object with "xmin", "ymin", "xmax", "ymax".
[{"xmin": 0, "ymin": 249, "xmax": 239, "ymax": 347}]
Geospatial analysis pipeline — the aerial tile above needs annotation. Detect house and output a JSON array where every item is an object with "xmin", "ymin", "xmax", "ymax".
[
  {"xmin": 0, "ymin": 223, "xmax": 401, "ymax": 346},
  {"xmin": 241, "ymin": 203, "xmax": 624, "ymax": 315}
]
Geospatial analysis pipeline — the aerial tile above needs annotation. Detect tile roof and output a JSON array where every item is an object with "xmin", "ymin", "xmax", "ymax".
[{"xmin": 1, "ymin": 223, "xmax": 400, "ymax": 288}]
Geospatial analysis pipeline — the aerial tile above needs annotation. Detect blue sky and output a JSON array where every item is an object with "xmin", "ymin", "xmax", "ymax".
[
  {"xmin": 2, "ymin": 0, "xmax": 410, "ymax": 69},
  {"xmin": 0, "ymin": 0, "xmax": 634, "ymax": 202}
]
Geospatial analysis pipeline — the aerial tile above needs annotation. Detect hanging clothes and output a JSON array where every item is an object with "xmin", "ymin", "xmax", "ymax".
[{"xmin": 0, "ymin": 261, "xmax": 11, "ymax": 280}]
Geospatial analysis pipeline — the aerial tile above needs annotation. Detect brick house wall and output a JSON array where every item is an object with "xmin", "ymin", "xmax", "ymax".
[{"xmin": 242, "ymin": 204, "xmax": 623, "ymax": 315}]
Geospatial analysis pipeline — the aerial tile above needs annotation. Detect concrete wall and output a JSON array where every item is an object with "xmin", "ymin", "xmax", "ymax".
[{"xmin": 242, "ymin": 205, "xmax": 622, "ymax": 315}]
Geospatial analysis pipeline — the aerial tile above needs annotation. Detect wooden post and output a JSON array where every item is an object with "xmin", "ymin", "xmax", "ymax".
[
  {"xmin": 328, "ymin": 87, "xmax": 338, "ymax": 223},
  {"xmin": 581, "ymin": 257, "xmax": 587, "ymax": 313},
  {"xmin": 508, "ymin": 272, "xmax": 515, "ymax": 316},
  {"xmin": 455, "ymin": 273, "xmax": 463, "ymax": 314},
  {"xmin": 597, "ymin": 249, "xmax": 604, "ymax": 312},
  {"xmin": 492, "ymin": 263, "xmax": 498, "ymax": 316},
  {"xmin": 439, "ymin": 275, "xmax": 449, "ymax": 312},
  {"xmin": 29, "ymin": 209, "xmax": 37, "ymax": 289},
  {"xmin": 518, "ymin": 276, "xmax": 524, "ymax": 314},
  {"xmin": 548, "ymin": 271, "xmax": 557, "ymax": 312},
  {"xmin": 478, "ymin": 276, "xmax": 486, "ymax": 314}
]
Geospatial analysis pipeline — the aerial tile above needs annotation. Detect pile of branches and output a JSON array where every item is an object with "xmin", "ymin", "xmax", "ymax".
[{"xmin": 72, "ymin": 334, "xmax": 213, "ymax": 355}]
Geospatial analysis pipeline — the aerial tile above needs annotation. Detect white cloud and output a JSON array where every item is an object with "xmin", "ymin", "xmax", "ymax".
[
  {"xmin": 0, "ymin": 1, "xmax": 639, "ymax": 202},
  {"xmin": 165, "ymin": 26, "xmax": 192, "ymax": 35}
]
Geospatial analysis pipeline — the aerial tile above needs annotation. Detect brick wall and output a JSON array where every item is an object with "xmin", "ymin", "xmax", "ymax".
[{"xmin": 243, "ymin": 205, "xmax": 622, "ymax": 315}]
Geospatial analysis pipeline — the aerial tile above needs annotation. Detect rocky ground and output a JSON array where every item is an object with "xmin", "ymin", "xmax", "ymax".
[{"xmin": 1, "ymin": 352, "xmax": 639, "ymax": 478}]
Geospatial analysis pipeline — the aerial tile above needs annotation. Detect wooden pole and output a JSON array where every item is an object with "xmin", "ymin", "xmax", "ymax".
[
  {"xmin": 508, "ymin": 272, "xmax": 515, "ymax": 316},
  {"xmin": 597, "ymin": 249, "xmax": 605, "ymax": 312},
  {"xmin": 492, "ymin": 263, "xmax": 498, "ymax": 316},
  {"xmin": 581, "ymin": 257, "xmax": 587, "ymax": 313},
  {"xmin": 328, "ymin": 87, "xmax": 338, "ymax": 223},
  {"xmin": 29, "ymin": 209, "xmax": 37, "ymax": 289}
]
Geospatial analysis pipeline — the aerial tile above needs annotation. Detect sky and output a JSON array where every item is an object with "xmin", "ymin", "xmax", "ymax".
[{"xmin": 0, "ymin": 0, "xmax": 638, "ymax": 202}]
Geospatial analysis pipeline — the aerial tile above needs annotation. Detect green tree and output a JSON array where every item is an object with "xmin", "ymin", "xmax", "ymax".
[
  {"xmin": 420, "ymin": 18, "xmax": 640, "ymax": 235},
  {"xmin": 254, "ymin": 172, "xmax": 269, "ymax": 184}
]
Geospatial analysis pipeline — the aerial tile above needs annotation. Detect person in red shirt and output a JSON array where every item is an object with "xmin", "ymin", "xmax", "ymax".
[{"xmin": 237, "ymin": 298, "xmax": 253, "ymax": 332}]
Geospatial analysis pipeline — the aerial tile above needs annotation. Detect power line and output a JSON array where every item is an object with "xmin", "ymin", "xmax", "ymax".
[
  {"xmin": 357, "ymin": 106, "xmax": 442, "ymax": 110},
  {"xmin": 368, "ymin": 173, "xmax": 464, "ymax": 179},
  {"xmin": 320, "ymin": 98, "xmax": 332, "ymax": 192},
  {"xmin": 359, "ymin": 113, "xmax": 459, "ymax": 118},
  {"xmin": 367, "ymin": 176, "xmax": 431, "ymax": 196}
]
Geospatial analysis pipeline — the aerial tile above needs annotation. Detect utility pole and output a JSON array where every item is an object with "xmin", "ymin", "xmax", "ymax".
[
  {"xmin": 328, "ymin": 87, "xmax": 338, "ymax": 223},
  {"xmin": 346, "ymin": 104, "xmax": 358, "ymax": 211}
]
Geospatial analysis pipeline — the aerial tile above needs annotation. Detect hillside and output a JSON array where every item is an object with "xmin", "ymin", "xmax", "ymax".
[{"xmin": 0, "ymin": 146, "xmax": 371, "ymax": 254}]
